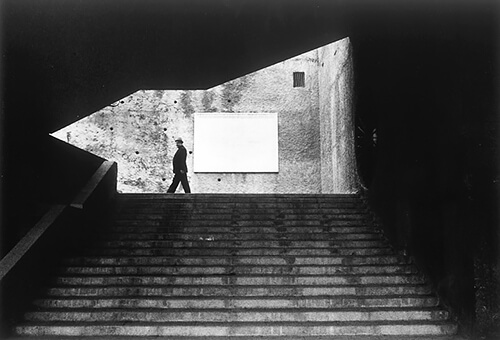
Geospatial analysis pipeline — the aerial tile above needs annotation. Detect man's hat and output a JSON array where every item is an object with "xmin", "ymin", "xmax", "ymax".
[{"xmin": 175, "ymin": 137, "xmax": 184, "ymax": 143}]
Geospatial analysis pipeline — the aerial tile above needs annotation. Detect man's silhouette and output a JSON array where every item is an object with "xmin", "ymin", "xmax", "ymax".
[{"xmin": 167, "ymin": 137, "xmax": 191, "ymax": 193}]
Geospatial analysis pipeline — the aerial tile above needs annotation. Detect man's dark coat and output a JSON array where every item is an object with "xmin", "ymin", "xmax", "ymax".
[{"xmin": 173, "ymin": 145, "xmax": 188, "ymax": 174}]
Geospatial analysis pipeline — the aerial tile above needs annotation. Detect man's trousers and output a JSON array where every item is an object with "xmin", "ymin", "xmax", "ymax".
[{"xmin": 167, "ymin": 172, "xmax": 191, "ymax": 193}]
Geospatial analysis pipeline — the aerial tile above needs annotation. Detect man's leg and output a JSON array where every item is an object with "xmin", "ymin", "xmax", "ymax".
[
  {"xmin": 180, "ymin": 173, "xmax": 191, "ymax": 193},
  {"xmin": 167, "ymin": 174, "xmax": 181, "ymax": 193}
]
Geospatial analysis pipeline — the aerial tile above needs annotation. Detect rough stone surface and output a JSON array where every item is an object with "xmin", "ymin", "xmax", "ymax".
[
  {"xmin": 53, "ymin": 39, "xmax": 357, "ymax": 194},
  {"xmin": 319, "ymin": 38, "xmax": 358, "ymax": 193}
]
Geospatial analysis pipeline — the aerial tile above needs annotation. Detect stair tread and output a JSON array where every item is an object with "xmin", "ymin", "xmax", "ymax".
[
  {"xmin": 37, "ymin": 294, "xmax": 436, "ymax": 300},
  {"xmin": 54, "ymin": 273, "xmax": 422, "ymax": 277},
  {"xmin": 48, "ymin": 282, "xmax": 430, "ymax": 287},
  {"xmin": 87, "ymin": 246, "xmax": 390, "ymax": 249},
  {"xmin": 17, "ymin": 320, "xmax": 456, "ymax": 325},
  {"xmin": 101, "ymin": 233, "xmax": 382, "ymax": 236},
  {"xmin": 11, "ymin": 336, "xmax": 461, "ymax": 340},
  {"xmin": 61, "ymin": 264, "xmax": 411, "ymax": 268},
  {"xmin": 65, "ymin": 255, "xmax": 402, "ymax": 258},
  {"xmin": 28, "ymin": 306, "xmax": 445, "ymax": 311}
]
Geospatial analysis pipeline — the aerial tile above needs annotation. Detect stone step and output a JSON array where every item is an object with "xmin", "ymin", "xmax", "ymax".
[
  {"xmin": 116, "ymin": 206, "xmax": 366, "ymax": 214},
  {"xmin": 54, "ymin": 274, "xmax": 426, "ymax": 286},
  {"xmin": 15, "ymin": 320, "xmax": 458, "ymax": 337},
  {"xmin": 33, "ymin": 295, "xmax": 439, "ymax": 309},
  {"xmin": 116, "ymin": 208, "xmax": 367, "ymax": 215},
  {"xmin": 4, "ymin": 336, "xmax": 466, "ymax": 340},
  {"xmin": 117, "ymin": 204, "xmax": 366, "ymax": 210},
  {"xmin": 97, "ymin": 240, "xmax": 387, "ymax": 249},
  {"xmin": 108, "ymin": 226, "xmax": 378, "ymax": 234},
  {"xmin": 86, "ymin": 247, "xmax": 394, "ymax": 257},
  {"xmin": 24, "ymin": 308, "xmax": 450, "ymax": 323},
  {"xmin": 115, "ymin": 219, "xmax": 369, "ymax": 227},
  {"xmin": 46, "ymin": 284, "xmax": 434, "ymax": 297},
  {"xmin": 117, "ymin": 194, "xmax": 360, "ymax": 200},
  {"xmin": 117, "ymin": 200, "xmax": 364, "ymax": 207},
  {"xmin": 116, "ymin": 213, "xmax": 368, "ymax": 220},
  {"xmin": 102, "ymin": 232, "xmax": 382, "ymax": 241},
  {"xmin": 117, "ymin": 214, "xmax": 371, "ymax": 221},
  {"xmin": 116, "ymin": 202, "xmax": 364, "ymax": 209},
  {"xmin": 116, "ymin": 207, "xmax": 365, "ymax": 213},
  {"xmin": 60, "ymin": 264, "xmax": 416, "ymax": 276},
  {"xmin": 63, "ymin": 255, "xmax": 409, "ymax": 266},
  {"xmin": 120, "ymin": 194, "xmax": 361, "ymax": 198},
  {"xmin": 117, "ymin": 193, "xmax": 361, "ymax": 202}
]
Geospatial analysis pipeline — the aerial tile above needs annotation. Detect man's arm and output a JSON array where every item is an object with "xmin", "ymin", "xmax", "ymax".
[{"xmin": 179, "ymin": 147, "xmax": 188, "ymax": 173}]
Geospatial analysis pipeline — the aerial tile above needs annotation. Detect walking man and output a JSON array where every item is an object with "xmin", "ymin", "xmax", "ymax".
[{"xmin": 167, "ymin": 137, "xmax": 191, "ymax": 193}]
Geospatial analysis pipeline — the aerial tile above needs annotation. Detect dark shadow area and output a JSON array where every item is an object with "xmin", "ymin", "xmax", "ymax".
[
  {"xmin": 1, "ymin": 135, "xmax": 104, "ymax": 257},
  {"xmin": 352, "ymin": 4, "xmax": 500, "ymax": 337},
  {"xmin": 0, "ymin": 160, "xmax": 117, "ymax": 337}
]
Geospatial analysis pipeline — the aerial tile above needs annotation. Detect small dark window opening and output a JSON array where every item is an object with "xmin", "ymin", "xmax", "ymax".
[{"xmin": 293, "ymin": 72, "xmax": 305, "ymax": 87}]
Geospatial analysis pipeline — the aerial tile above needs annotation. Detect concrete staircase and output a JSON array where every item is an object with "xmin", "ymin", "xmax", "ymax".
[{"xmin": 13, "ymin": 194, "xmax": 457, "ymax": 338}]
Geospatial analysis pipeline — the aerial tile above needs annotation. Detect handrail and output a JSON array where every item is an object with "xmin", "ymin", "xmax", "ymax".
[
  {"xmin": 0, "ymin": 205, "xmax": 66, "ymax": 281},
  {"xmin": 70, "ymin": 160, "xmax": 116, "ymax": 209},
  {"xmin": 0, "ymin": 160, "xmax": 116, "ymax": 281}
]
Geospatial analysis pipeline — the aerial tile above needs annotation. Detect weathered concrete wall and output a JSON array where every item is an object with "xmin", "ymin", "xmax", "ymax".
[
  {"xmin": 54, "ymin": 49, "xmax": 322, "ymax": 193},
  {"xmin": 191, "ymin": 49, "xmax": 321, "ymax": 193},
  {"xmin": 53, "ymin": 40, "xmax": 359, "ymax": 194},
  {"xmin": 59, "ymin": 90, "xmax": 191, "ymax": 193},
  {"xmin": 318, "ymin": 38, "xmax": 358, "ymax": 193}
]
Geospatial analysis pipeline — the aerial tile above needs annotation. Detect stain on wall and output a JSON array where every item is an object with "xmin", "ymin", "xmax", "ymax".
[
  {"xmin": 52, "ymin": 38, "xmax": 358, "ymax": 194},
  {"xmin": 221, "ymin": 75, "xmax": 251, "ymax": 112},
  {"xmin": 180, "ymin": 91, "xmax": 195, "ymax": 118},
  {"xmin": 201, "ymin": 91, "xmax": 217, "ymax": 112}
]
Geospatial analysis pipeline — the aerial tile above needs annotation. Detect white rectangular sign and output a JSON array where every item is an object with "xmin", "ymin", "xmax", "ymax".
[{"xmin": 194, "ymin": 113, "xmax": 279, "ymax": 173}]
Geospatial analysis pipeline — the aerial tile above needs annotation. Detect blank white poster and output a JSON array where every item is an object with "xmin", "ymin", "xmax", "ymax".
[{"xmin": 194, "ymin": 113, "xmax": 279, "ymax": 173}]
